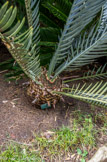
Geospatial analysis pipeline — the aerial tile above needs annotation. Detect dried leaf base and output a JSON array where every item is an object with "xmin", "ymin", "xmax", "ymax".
[{"xmin": 27, "ymin": 69, "xmax": 63, "ymax": 108}]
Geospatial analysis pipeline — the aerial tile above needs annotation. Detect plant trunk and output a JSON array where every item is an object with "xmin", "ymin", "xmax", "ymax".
[{"xmin": 27, "ymin": 68, "xmax": 63, "ymax": 108}]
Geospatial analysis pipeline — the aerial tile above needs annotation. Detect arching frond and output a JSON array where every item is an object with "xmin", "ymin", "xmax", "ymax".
[
  {"xmin": 99, "ymin": 1, "xmax": 107, "ymax": 31},
  {"xmin": 0, "ymin": 2, "xmax": 41, "ymax": 82},
  {"xmin": 48, "ymin": 0, "xmax": 106, "ymax": 77},
  {"xmin": 25, "ymin": 0, "xmax": 40, "ymax": 50},
  {"xmin": 54, "ymin": 0, "xmax": 72, "ymax": 16},
  {"xmin": 42, "ymin": 0, "xmax": 72, "ymax": 22},
  {"xmin": 40, "ymin": 12, "xmax": 59, "ymax": 28},
  {"xmin": 0, "ymin": 2, "xmax": 25, "ymax": 36},
  {"xmin": 53, "ymin": 22, "xmax": 107, "ymax": 79},
  {"xmin": 64, "ymin": 64, "xmax": 107, "ymax": 83},
  {"xmin": 40, "ymin": 27, "xmax": 60, "ymax": 47},
  {"xmin": 56, "ymin": 81, "xmax": 107, "ymax": 108}
]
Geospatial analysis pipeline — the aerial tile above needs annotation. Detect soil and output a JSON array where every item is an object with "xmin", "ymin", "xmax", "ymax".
[
  {"xmin": 0, "ymin": 41, "xmax": 11, "ymax": 62},
  {"xmin": 0, "ymin": 73, "xmax": 86, "ymax": 145}
]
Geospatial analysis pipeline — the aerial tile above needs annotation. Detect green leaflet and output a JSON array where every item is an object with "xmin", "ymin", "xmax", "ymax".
[
  {"xmin": 25, "ymin": 0, "xmax": 40, "ymax": 49},
  {"xmin": 40, "ymin": 12, "xmax": 60, "ymax": 28},
  {"xmin": 64, "ymin": 64, "xmax": 107, "ymax": 83},
  {"xmin": 0, "ymin": 2, "xmax": 41, "ymax": 82},
  {"xmin": 42, "ymin": 0, "xmax": 72, "ymax": 22},
  {"xmin": 56, "ymin": 81, "xmax": 107, "ymax": 108},
  {"xmin": 48, "ymin": 0, "xmax": 106, "ymax": 78},
  {"xmin": 42, "ymin": 0, "xmax": 67, "ymax": 22},
  {"xmin": 52, "ymin": 18, "xmax": 107, "ymax": 79}
]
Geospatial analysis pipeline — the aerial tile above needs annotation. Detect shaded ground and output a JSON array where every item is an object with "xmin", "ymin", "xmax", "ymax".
[
  {"xmin": 0, "ymin": 73, "xmax": 92, "ymax": 146},
  {"xmin": 0, "ymin": 41, "xmax": 11, "ymax": 62}
]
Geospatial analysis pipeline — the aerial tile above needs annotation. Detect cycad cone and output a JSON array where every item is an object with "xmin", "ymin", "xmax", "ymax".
[{"xmin": 27, "ymin": 68, "xmax": 63, "ymax": 108}]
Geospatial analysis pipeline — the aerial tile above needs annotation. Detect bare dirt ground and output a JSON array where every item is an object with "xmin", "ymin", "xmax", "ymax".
[{"xmin": 0, "ymin": 72, "xmax": 93, "ymax": 146}]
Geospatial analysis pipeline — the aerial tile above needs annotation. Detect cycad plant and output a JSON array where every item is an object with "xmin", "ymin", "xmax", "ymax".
[{"xmin": 0, "ymin": 0, "xmax": 107, "ymax": 108}]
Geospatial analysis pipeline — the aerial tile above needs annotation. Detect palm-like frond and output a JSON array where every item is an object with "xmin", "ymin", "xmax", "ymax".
[
  {"xmin": 53, "ymin": 22, "xmax": 107, "ymax": 79},
  {"xmin": 99, "ymin": 1, "xmax": 107, "ymax": 31},
  {"xmin": 64, "ymin": 64, "xmax": 107, "ymax": 83},
  {"xmin": 56, "ymin": 81, "xmax": 107, "ymax": 108},
  {"xmin": 40, "ymin": 12, "xmax": 60, "ymax": 28},
  {"xmin": 0, "ymin": 2, "xmax": 41, "ymax": 82},
  {"xmin": 0, "ymin": 2, "xmax": 25, "ymax": 36},
  {"xmin": 48, "ymin": 0, "xmax": 106, "ymax": 77},
  {"xmin": 25, "ymin": 0, "xmax": 40, "ymax": 49},
  {"xmin": 54, "ymin": 0, "xmax": 72, "ymax": 16},
  {"xmin": 42, "ymin": 0, "xmax": 72, "ymax": 22},
  {"xmin": 40, "ymin": 27, "xmax": 60, "ymax": 47}
]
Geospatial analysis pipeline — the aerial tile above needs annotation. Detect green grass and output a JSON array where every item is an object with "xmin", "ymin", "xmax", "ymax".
[
  {"xmin": 34, "ymin": 116, "xmax": 96, "ymax": 157},
  {"xmin": 0, "ymin": 109, "xmax": 106, "ymax": 162},
  {"xmin": 33, "ymin": 109, "xmax": 106, "ymax": 161},
  {"xmin": 0, "ymin": 144, "xmax": 42, "ymax": 162}
]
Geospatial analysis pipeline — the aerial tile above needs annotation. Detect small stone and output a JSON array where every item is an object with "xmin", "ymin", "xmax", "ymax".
[
  {"xmin": 2, "ymin": 100, "xmax": 8, "ymax": 104},
  {"xmin": 43, "ymin": 131, "xmax": 55, "ymax": 139},
  {"xmin": 32, "ymin": 99, "xmax": 38, "ymax": 104},
  {"xmin": 88, "ymin": 146, "xmax": 107, "ymax": 162}
]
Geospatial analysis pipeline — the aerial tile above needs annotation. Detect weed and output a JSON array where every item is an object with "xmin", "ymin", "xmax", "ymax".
[
  {"xmin": 34, "ymin": 116, "xmax": 96, "ymax": 158},
  {"xmin": 0, "ymin": 144, "xmax": 42, "ymax": 162},
  {"xmin": 0, "ymin": 109, "xmax": 106, "ymax": 161},
  {"xmin": 77, "ymin": 148, "xmax": 88, "ymax": 162}
]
